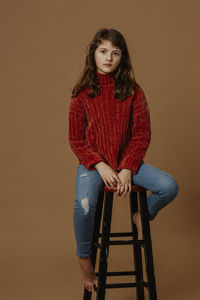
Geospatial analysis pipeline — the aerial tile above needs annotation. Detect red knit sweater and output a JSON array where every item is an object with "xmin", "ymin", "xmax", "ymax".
[{"xmin": 68, "ymin": 71, "xmax": 151, "ymax": 174}]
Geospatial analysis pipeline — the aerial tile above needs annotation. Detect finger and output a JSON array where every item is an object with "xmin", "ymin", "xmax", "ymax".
[
  {"xmin": 119, "ymin": 184, "xmax": 124, "ymax": 196},
  {"xmin": 111, "ymin": 175, "xmax": 118, "ymax": 186},
  {"xmin": 113, "ymin": 186, "xmax": 117, "ymax": 192},
  {"xmin": 113, "ymin": 173, "xmax": 123, "ymax": 186},
  {"xmin": 126, "ymin": 184, "xmax": 130, "ymax": 196},
  {"xmin": 112, "ymin": 179, "xmax": 117, "ymax": 187},
  {"xmin": 113, "ymin": 178, "xmax": 120, "ymax": 191},
  {"xmin": 117, "ymin": 182, "xmax": 121, "ymax": 195},
  {"xmin": 122, "ymin": 187, "xmax": 126, "ymax": 197},
  {"xmin": 104, "ymin": 178, "xmax": 110, "ymax": 188},
  {"xmin": 128, "ymin": 183, "xmax": 132, "ymax": 194},
  {"xmin": 108, "ymin": 175, "xmax": 119, "ymax": 189},
  {"xmin": 123, "ymin": 185, "xmax": 128, "ymax": 197},
  {"xmin": 108, "ymin": 177, "xmax": 117, "ymax": 189},
  {"xmin": 116, "ymin": 182, "xmax": 119, "ymax": 195}
]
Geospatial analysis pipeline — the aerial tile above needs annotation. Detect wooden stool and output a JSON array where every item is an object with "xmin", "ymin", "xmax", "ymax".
[{"xmin": 83, "ymin": 185, "xmax": 157, "ymax": 300}]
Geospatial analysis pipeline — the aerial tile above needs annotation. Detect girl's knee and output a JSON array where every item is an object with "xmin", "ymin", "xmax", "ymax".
[
  {"xmin": 80, "ymin": 197, "xmax": 90, "ymax": 215},
  {"xmin": 162, "ymin": 175, "xmax": 179, "ymax": 201},
  {"xmin": 74, "ymin": 194, "xmax": 98, "ymax": 216}
]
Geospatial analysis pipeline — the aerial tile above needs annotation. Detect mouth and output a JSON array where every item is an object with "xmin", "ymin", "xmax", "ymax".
[{"xmin": 104, "ymin": 64, "xmax": 112, "ymax": 67}]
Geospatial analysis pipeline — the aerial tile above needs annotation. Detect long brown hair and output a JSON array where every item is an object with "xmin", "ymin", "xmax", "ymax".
[{"xmin": 71, "ymin": 28, "xmax": 136, "ymax": 101}]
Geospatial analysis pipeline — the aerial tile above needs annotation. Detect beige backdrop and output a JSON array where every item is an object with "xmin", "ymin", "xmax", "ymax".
[{"xmin": 1, "ymin": 0, "xmax": 200, "ymax": 299}]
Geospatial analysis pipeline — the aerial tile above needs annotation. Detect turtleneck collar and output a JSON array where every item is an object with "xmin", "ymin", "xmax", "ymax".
[{"xmin": 97, "ymin": 71, "xmax": 114, "ymax": 86}]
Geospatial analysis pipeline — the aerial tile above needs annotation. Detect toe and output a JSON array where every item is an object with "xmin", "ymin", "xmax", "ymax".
[
  {"xmin": 86, "ymin": 282, "xmax": 90, "ymax": 292},
  {"xmin": 95, "ymin": 278, "xmax": 98, "ymax": 288},
  {"xmin": 90, "ymin": 283, "xmax": 94, "ymax": 293},
  {"xmin": 93, "ymin": 278, "xmax": 98, "ymax": 291}
]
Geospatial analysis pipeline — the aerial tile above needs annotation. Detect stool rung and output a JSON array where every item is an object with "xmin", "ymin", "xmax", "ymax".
[
  {"xmin": 94, "ymin": 240, "xmax": 144, "ymax": 248},
  {"xmin": 95, "ymin": 240, "xmax": 145, "ymax": 248},
  {"xmin": 109, "ymin": 239, "xmax": 145, "ymax": 245},
  {"xmin": 95, "ymin": 271, "xmax": 136, "ymax": 277},
  {"xmin": 98, "ymin": 232, "xmax": 134, "ymax": 237},
  {"xmin": 105, "ymin": 281, "xmax": 149, "ymax": 289}
]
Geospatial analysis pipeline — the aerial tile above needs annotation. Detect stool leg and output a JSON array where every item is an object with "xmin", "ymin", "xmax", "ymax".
[
  {"xmin": 97, "ymin": 191, "xmax": 114, "ymax": 300},
  {"xmin": 130, "ymin": 191, "xmax": 145, "ymax": 300},
  {"xmin": 139, "ymin": 190, "xmax": 157, "ymax": 300},
  {"xmin": 83, "ymin": 190, "xmax": 104, "ymax": 300}
]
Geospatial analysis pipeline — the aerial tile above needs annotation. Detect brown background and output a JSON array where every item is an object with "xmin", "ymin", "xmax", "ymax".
[{"xmin": 1, "ymin": 0, "xmax": 200, "ymax": 299}]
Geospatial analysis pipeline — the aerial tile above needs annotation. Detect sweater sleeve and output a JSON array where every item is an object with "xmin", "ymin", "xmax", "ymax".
[
  {"xmin": 117, "ymin": 84, "xmax": 151, "ymax": 174},
  {"xmin": 68, "ymin": 93, "xmax": 105, "ymax": 169}
]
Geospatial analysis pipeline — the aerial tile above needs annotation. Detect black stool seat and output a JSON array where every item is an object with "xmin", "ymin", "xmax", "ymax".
[{"xmin": 83, "ymin": 185, "xmax": 157, "ymax": 300}]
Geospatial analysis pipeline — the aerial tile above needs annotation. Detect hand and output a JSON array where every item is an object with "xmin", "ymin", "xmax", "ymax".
[
  {"xmin": 115, "ymin": 169, "xmax": 132, "ymax": 197},
  {"xmin": 95, "ymin": 162, "xmax": 123, "ymax": 190}
]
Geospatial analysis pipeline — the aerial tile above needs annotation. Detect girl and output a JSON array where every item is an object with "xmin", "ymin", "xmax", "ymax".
[{"xmin": 68, "ymin": 28, "xmax": 179, "ymax": 293}]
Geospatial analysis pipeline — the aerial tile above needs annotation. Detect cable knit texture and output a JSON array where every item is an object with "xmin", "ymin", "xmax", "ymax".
[{"xmin": 68, "ymin": 71, "xmax": 151, "ymax": 174}]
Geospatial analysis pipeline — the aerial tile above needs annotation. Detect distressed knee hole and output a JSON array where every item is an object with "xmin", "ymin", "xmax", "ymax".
[
  {"xmin": 81, "ymin": 198, "xmax": 89, "ymax": 215},
  {"xmin": 80, "ymin": 173, "xmax": 88, "ymax": 178}
]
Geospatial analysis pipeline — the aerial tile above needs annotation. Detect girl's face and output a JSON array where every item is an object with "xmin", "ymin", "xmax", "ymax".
[{"xmin": 94, "ymin": 40, "xmax": 122, "ymax": 74}]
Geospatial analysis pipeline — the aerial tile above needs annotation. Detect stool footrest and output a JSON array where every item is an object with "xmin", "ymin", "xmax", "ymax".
[
  {"xmin": 105, "ymin": 281, "xmax": 149, "ymax": 289},
  {"xmin": 98, "ymin": 232, "xmax": 134, "ymax": 237},
  {"xmin": 95, "ymin": 271, "xmax": 137, "ymax": 277},
  {"xmin": 109, "ymin": 239, "xmax": 145, "ymax": 245},
  {"xmin": 94, "ymin": 239, "xmax": 145, "ymax": 248}
]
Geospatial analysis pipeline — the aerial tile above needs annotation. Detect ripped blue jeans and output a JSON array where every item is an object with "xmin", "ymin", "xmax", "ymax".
[{"xmin": 73, "ymin": 162, "xmax": 179, "ymax": 258}]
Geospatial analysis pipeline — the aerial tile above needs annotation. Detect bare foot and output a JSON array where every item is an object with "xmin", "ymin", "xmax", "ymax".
[
  {"xmin": 78, "ymin": 256, "xmax": 98, "ymax": 293},
  {"xmin": 132, "ymin": 211, "xmax": 143, "ymax": 240}
]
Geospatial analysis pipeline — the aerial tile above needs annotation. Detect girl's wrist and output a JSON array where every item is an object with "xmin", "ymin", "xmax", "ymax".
[
  {"xmin": 94, "ymin": 161, "xmax": 106, "ymax": 169},
  {"xmin": 121, "ymin": 168, "xmax": 132, "ymax": 173}
]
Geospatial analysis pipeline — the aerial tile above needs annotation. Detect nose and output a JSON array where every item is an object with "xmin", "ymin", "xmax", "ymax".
[{"xmin": 106, "ymin": 52, "xmax": 113, "ymax": 61}]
